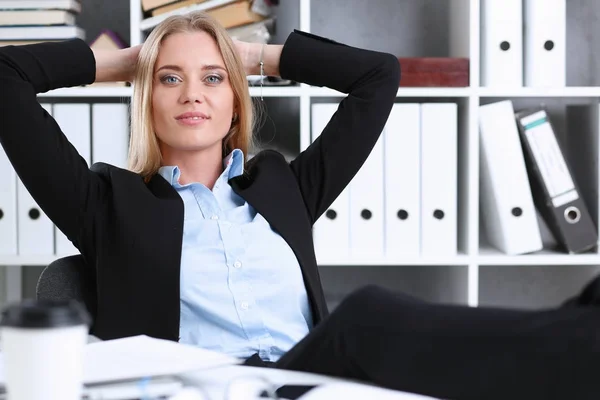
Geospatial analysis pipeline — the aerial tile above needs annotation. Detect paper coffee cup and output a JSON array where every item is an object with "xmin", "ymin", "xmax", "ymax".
[{"xmin": 0, "ymin": 299, "xmax": 91, "ymax": 400}]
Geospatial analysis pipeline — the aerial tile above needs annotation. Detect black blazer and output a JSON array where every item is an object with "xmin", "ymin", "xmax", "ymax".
[{"xmin": 0, "ymin": 30, "xmax": 400, "ymax": 341}]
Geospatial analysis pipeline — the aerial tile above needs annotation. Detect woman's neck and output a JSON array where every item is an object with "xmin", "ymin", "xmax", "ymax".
[{"xmin": 160, "ymin": 144, "xmax": 224, "ymax": 189}]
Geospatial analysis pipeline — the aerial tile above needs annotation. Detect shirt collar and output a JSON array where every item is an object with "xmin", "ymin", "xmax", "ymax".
[{"xmin": 158, "ymin": 149, "xmax": 245, "ymax": 186}]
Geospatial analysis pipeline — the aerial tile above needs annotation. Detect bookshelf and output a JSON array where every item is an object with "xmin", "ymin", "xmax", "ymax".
[{"xmin": 3, "ymin": 0, "xmax": 600, "ymax": 312}]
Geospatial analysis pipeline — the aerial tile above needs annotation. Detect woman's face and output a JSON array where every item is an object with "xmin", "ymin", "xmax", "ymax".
[{"xmin": 152, "ymin": 31, "xmax": 235, "ymax": 157}]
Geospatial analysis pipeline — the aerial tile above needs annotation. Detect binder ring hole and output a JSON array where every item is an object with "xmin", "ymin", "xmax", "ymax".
[
  {"xmin": 544, "ymin": 40, "xmax": 554, "ymax": 51},
  {"xmin": 29, "ymin": 208, "xmax": 40, "ymax": 220},
  {"xmin": 325, "ymin": 209, "xmax": 337, "ymax": 220},
  {"xmin": 361, "ymin": 209, "xmax": 372, "ymax": 220},
  {"xmin": 0, "ymin": 209, "xmax": 3, "ymax": 220},
  {"xmin": 564, "ymin": 206, "xmax": 581, "ymax": 224},
  {"xmin": 433, "ymin": 209, "xmax": 445, "ymax": 220},
  {"xmin": 500, "ymin": 41, "xmax": 510, "ymax": 51},
  {"xmin": 397, "ymin": 210, "xmax": 409, "ymax": 220},
  {"xmin": 511, "ymin": 207, "xmax": 523, "ymax": 217}
]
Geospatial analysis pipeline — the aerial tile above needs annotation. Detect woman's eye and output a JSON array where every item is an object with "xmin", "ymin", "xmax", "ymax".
[
  {"xmin": 160, "ymin": 75, "xmax": 180, "ymax": 84},
  {"xmin": 205, "ymin": 75, "xmax": 223, "ymax": 84}
]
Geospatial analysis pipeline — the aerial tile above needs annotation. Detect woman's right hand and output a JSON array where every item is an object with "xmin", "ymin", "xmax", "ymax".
[{"xmin": 93, "ymin": 44, "xmax": 142, "ymax": 84}]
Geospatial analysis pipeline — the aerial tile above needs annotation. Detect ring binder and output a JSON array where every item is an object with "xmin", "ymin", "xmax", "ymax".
[{"xmin": 515, "ymin": 106, "xmax": 598, "ymax": 253}]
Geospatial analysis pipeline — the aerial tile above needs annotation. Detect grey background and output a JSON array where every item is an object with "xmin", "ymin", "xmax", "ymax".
[{"xmin": 13, "ymin": 0, "xmax": 600, "ymax": 311}]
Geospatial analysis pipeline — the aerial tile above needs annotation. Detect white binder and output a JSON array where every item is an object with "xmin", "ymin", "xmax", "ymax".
[
  {"xmin": 420, "ymin": 103, "xmax": 457, "ymax": 256},
  {"xmin": 0, "ymin": 144, "xmax": 17, "ymax": 255},
  {"xmin": 92, "ymin": 103, "xmax": 130, "ymax": 168},
  {"xmin": 53, "ymin": 103, "xmax": 91, "ymax": 256},
  {"xmin": 524, "ymin": 0, "xmax": 566, "ymax": 87},
  {"xmin": 17, "ymin": 103, "xmax": 55, "ymax": 256},
  {"xmin": 481, "ymin": 0, "xmax": 523, "ymax": 87},
  {"xmin": 349, "ymin": 131, "xmax": 384, "ymax": 259},
  {"xmin": 383, "ymin": 103, "xmax": 421, "ymax": 258},
  {"xmin": 478, "ymin": 100, "xmax": 543, "ymax": 254},
  {"xmin": 310, "ymin": 103, "xmax": 350, "ymax": 263}
]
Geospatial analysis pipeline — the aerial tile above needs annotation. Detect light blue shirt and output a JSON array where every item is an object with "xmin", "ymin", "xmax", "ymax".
[{"xmin": 158, "ymin": 149, "xmax": 313, "ymax": 362}]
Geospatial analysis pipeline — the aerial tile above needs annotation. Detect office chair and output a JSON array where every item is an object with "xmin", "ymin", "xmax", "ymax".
[{"xmin": 36, "ymin": 254, "xmax": 98, "ymax": 328}]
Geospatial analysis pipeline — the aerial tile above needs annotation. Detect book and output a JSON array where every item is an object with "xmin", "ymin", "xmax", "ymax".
[
  {"xmin": 150, "ymin": 0, "xmax": 209, "ymax": 16},
  {"xmin": 0, "ymin": 10, "xmax": 76, "ymax": 26},
  {"xmin": 0, "ymin": 39, "xmax": 60, "ymax": 46},
  {"xmin": 145, "ymin": 0, "xmax": 269, "ymax": 30},
  {"xmin": 141, "ymin": 0, "xmax": 181, "ymax": 12},
  {"xmin": 0, "ymin": 24, "xmax": 84, "ymax": 40},
  {"xmin": 397, "ymin": 57, "xmax": 469, "ymax": 87},
  {"xmin": 0, "ymin": 0, "xmax": 81, "ymax": 13}
]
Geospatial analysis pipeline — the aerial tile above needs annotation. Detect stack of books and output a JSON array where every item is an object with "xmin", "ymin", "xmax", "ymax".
[
  {"xmin": 141, "ymin": 0, "xmax": 275, "ymax": 44},
  {"xmin": 0, "ymin": 0, "xmax": 84, "ymax": 46}
]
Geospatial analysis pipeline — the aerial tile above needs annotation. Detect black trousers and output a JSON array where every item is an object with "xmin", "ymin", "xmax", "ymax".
[{"xmin": 243, "ymin": 284, "xmax": 600, "ymax": 400}]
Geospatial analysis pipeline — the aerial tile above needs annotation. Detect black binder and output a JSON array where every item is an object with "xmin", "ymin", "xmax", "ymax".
[{"xmin": 514, "ymin": 106, "xmax": 598, "ymax": 254}]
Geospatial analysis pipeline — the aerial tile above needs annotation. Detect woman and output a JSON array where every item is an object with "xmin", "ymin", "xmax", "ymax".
[{"xmin": 1, "ymin": 9, "xmax": 599, "ymax": 400}]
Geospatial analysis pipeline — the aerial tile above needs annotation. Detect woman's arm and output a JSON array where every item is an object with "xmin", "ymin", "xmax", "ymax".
[
  {"xmin": 93, "ymin": 45, "xmax": 140, "ymax": 83},
  {"xmin": 256, "ymin": 31, "xmax": 400, "ymax": 224},
  {"xmin": 233, "ymin": 39, "xmax": 282, "ymax": 77},
  {"xmin": 0, "ymin": 40, "xmax": 136, "ymax": 262}
]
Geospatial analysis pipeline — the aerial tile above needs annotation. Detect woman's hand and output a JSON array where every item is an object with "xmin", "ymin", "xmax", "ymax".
[
  {"xmin": 93, "ymin": 44, "xmax": 142, "ymax": 83},
  {"xmin": 232, "ymin": 39, "xmax": 282, "ymax": 77}
]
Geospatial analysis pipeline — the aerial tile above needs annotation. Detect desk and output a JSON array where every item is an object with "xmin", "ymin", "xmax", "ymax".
[
  {"xmin": 179, "ymin": 365, "xmax": 439, "ymax": 400},
  {"xmin": 180, "ymin": 364, "xmax": 341, "ymax": 398}
]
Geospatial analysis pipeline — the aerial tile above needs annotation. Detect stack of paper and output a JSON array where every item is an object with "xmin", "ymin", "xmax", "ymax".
[{"xmin": 0, "ymin": 334, "xmax": 240, "ymax": 387}]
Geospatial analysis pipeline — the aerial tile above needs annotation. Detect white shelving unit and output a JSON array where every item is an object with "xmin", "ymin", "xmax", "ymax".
[{"xmin": 4, "ymin": 0, "xmax": 600, "ymax": 310}]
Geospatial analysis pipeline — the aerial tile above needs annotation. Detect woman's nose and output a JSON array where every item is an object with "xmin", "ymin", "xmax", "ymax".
[{"xmin": 180, "ymin": 82, "xmax": 205, "ymax": 104}]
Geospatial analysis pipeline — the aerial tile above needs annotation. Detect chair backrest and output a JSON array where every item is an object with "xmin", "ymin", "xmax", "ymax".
[{"xmin": 36, "ymin": 255, "xmax": 97, "ymax": 327}]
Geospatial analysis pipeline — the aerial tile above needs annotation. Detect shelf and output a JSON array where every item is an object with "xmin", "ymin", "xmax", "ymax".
[
  {"xmin": 477, "ymin": 86, "xmax": 600, "ymax": 98},
  {"xmin": 248, "ymin": 86, "xmax": 302, "ymax": 97},
  {"xmin": 477, "ymin": 247, "xmax": 600, "ymax": 266},
  {"xmin": 37, "ymin": 86, "xmax": 302, "ymax": 98},
  {"xmin": 316, "ymin": 254, "xmax": 470, "ymax": 266},
  {"xmin": 0, "ymin": 255, "xmax": 60, "ymax": 267},
  {"xmin": 37, "ymin": 86, "xmax": 133, "ymax": 98},
  {"xmin": 310, "ymin": 87, "xmax": 472, "ymax": 98}
]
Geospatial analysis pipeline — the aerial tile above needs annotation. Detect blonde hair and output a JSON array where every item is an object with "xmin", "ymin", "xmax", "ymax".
[{"xmin": 128, "ymin": 11, "xmax": 256, "ymax": 180}]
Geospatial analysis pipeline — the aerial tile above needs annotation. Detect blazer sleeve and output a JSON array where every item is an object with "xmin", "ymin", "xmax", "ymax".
[
  {"xmin": 0, "ymin": 39, "xmax": 106, "ymax": 259},
  {"xmin": 280, "ymin": 30, "xmax": 400, "ymax": 224}
]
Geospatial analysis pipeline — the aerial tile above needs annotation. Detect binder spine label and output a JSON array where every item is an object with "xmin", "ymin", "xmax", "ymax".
[{"xmin": 521, "ymin": 111, "xmax": 577, "ymax": 204}]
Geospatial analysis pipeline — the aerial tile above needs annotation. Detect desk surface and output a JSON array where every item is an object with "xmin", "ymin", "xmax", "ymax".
[{"xmin": 179, "ymin": 365, "xmax": 439, "ymax": 400}]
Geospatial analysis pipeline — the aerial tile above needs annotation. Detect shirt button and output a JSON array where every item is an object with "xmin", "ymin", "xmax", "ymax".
[
  {"xmin": 233, "ymin": 261, "xmax": 242, "ymax": 269},
  {"xmin": 240, "ymin": 301, "xmax": 249, "ymax": 310},
  {"xmin": 210, "ymin": 215, "xmax": 219, "ymax": 220}
]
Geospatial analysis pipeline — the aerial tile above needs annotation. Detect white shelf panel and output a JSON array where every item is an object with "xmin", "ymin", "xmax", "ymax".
[
  {"xmin": 477, "ymin": 247, "xmax": 600, "ymax": 266},
  {"xmin": 248, "ymin": 86, "xmax": 302, "ymax": 97},
  {"xmin": 0, "ymin": 255, "xmax": 60, "ymax": 267},
  {"xmin": 39, "ymin": 86, "xmax": 600, "ymax": 99},
  {"xmin": 36, "ymin": 86, "xmax": 302, "ymax": 98},
  {"xmin": 310, "ymin": 87, "xmax": 472, "ymax": 98},
  {"xmin": 478, "ymin": 86, "xmax": 600, "ymax": 98},
  {"xmin": 37, "ymin": 86, "xmax": 133, "ymax": 98},
  {"xmin": 316, "ymin": 254, "xmax": 470, "ymax": 266}
]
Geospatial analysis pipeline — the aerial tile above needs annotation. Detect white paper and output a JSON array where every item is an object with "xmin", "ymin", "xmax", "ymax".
[
  {"xmin": 0, "ymin": 335, "xmax": 240, "ymax": 387},
  {"xmin": 83, "ymin": 335, "xmax": 241, "ymax": 384},
  {"xmin": 298, "ymin": 381, "xmax": 440, "ymax": 400}
]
